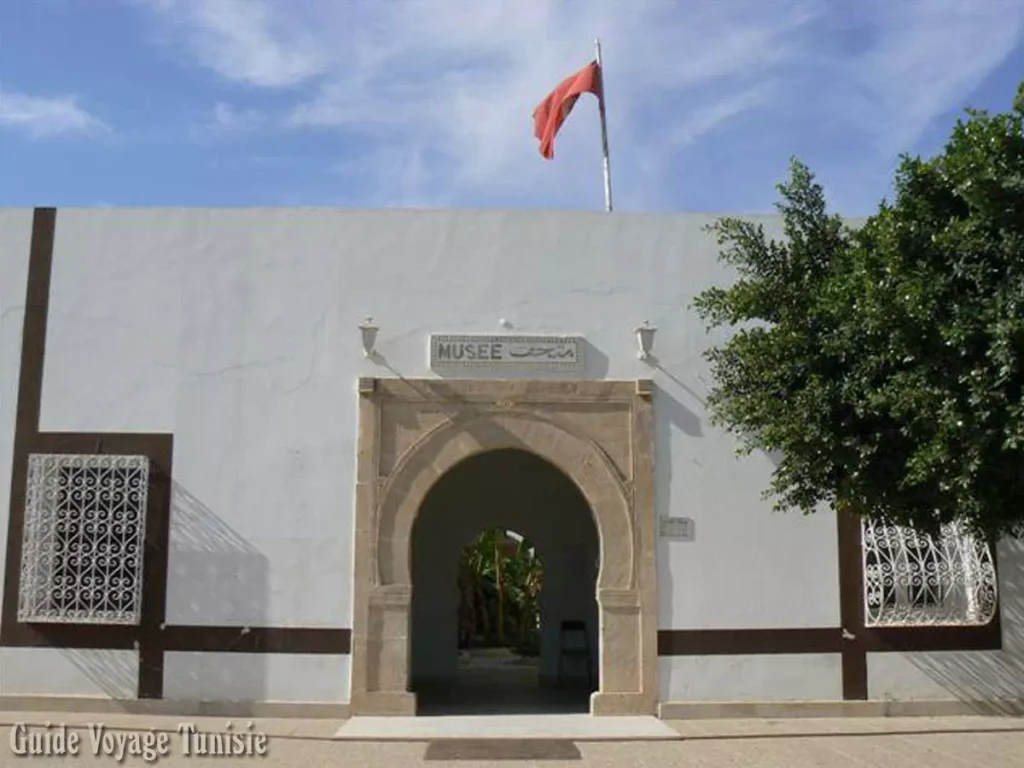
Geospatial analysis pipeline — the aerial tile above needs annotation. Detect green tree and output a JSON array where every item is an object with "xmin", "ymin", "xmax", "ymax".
[
  {"xmin": 457, "ymin": 528, "xmax": 543, "ymax": 651},
  {"xmin": 693, "ymin": 82, "xmax": 1024, "ymax": 540},
  {"xmin": 504, "ymin": 538, "xmax": 543, "ymax": 653}
]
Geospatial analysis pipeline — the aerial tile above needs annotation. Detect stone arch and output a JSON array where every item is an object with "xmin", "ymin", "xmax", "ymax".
[
  {"xmin": 408, "ymin": 448, "xmax": 601, "ymax": 700},
  {"xmin": 376, "ymin": 409, "xmax": 633, "ymax": 593},
  {"xmin": 349, "ymin": 378, "xmax": 658, "ymax": 717}
]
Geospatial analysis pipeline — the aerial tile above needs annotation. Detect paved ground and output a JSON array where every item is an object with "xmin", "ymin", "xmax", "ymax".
[
  {"xmin": 1, "ymin": 712, "xmax": 1022, "ymax": 766},
  {"xmin": 335, "ymin": 713, "xmax": 680, "ymax": 739}
]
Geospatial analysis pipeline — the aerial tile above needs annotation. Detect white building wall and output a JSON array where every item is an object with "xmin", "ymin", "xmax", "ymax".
[
  {"xmin": 163, "ymin": 653, "xmax": 349, "ymax": 703},
  {"xmin": 0, "ymin": 648, "xmax": 138, "ymax": 699},
  {"xmin": 34, "ymin": 209, "xmax": 839, "ymax": 636},
  {"xmin": 661, "ymin": 655, "xmax": 844, "ymax": 702},
  {"xmin": 0, "ymin": 208, "xmax": 848, "ymax": 702},
  {"xmin": 2, "ymin": 207, "xmax": 1016, "ymax": 707},
  {"xmin": 0, "ymin": 210, "xmax": 34, "ymax": 696},
  {"xmin": 866, "ymin": 539, "xmax": 1024, "ymax": 702}
]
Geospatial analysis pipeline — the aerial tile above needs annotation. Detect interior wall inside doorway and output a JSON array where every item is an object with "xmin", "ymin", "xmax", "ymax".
[{"xmin": 410, "ymin": 449, "xmax": 600, "ymax": 687}]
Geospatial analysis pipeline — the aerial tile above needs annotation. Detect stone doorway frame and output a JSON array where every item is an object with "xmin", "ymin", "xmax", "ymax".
[{"xmin": 349, "ymin": 378, "xmax": 658, "ymax": 716}]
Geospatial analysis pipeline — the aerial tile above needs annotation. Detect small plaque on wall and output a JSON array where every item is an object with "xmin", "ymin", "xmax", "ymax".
[
  {"xmin": 429, "ymin": 334, "xmax": 585, "ymax": 372},
  {"xmin": 659, "ymin": 516, "xmax": 695, "ymax": 541}
]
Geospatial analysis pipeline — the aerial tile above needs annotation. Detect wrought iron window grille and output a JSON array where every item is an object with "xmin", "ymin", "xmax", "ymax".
[
  {"xmin": 862, "ymin": 518, "xmax": 997, "ymax": 627},
  {"xmin": 18, "ymin": 454, "xmax": 150, "ymax": 625}
]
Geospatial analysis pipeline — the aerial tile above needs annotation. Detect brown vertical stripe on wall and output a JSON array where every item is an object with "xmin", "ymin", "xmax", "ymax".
[
  {"xmin": 836, "ymin": 510, "xmax": 868, "ymax": 700},
  {"xmin": 0, "ymin": 209, "xmax": 176, "ymax": 697},
  {"xmin": 1, "ymin": 208, "xmax": 56, "ymax": 641},
  {"xmin": 136, "ymin": 436, "xmax": 173, "ymax": 699}
]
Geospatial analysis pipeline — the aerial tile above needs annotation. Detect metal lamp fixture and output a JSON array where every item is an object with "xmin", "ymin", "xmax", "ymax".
[
  {"xmin": 358, "ymin": 317, "xmax": 379, "ymax": 358},
  {"xmin": 635, "ymin": 320, "xmax": 656, "ymax": 361}
]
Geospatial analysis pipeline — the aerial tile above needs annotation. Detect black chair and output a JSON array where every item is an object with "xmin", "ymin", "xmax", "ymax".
[{"xmin": 556, "ymin": 619, "xmax": 593, "ymax": 688}]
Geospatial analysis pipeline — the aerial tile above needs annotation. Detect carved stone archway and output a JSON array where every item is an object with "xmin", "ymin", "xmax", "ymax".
[{"xmin": 349, "ymin": 378, "xmax": 658, "ymax": 716}]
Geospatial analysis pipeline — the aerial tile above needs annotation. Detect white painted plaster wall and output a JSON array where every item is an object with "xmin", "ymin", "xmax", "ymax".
[
  {"xmin": 866, "ymin": 539, "xmax": 1024, "ymax": 703},
  {"xmin": 0, "ymin": 648, "xmax": 138, "ymax": 698},
  {"xmin": 32, "ymin": 208, "xmax": 841, "ymax": 628},
  {"xmin": 163, "ymin": 653, "xmax": 349, "ymax": 703},
  {"xmin": 0, "ymin": 211, "xmax": 33, "ymax": 697},
  {"xmin": 11, "ymin": 207, "xmax": 994, "ymax": 707},
  {"xmin": 659, "ymin": 654, "xmax": 844, "ymax": 702}
]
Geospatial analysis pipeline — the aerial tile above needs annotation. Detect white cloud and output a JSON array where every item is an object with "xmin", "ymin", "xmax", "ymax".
[
  {"xmin": 211, "ymin": 102, "xmax": 263, "ymax": 130},
  {"xmin": 0, "ymin": 91, "xmax": 109, "ymax": 138},
  {"xmin": 817, "ymin": 0, "xmax": 1024, "ymax": 154},
  {"xmin": 190, "ymin": 102, "xmax": 264, "ymax": 142},
  {"xmin": 328, "ymin": 144, "xmax": 448, "ymax": 209},
  {"xmin": 142, "ymin": 0, "xmax": 327, "ymax": 87},
  {"xmin": 137, "ymin": 0, "xmax": 1024, "ymax": 209},
  {"xmin": 670, "ymin": 84, "xmax": 777, "ymax": 147}
]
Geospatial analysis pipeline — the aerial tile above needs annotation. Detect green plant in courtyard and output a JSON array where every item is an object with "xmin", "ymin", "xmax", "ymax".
[{"xmin": 457, "ymin": 528, "xmax": 543, "ymax": 653}]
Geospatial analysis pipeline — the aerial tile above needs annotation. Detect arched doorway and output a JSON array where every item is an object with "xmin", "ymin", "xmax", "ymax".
[
  {"xmin": 409, "ymin": 449, "xmax": 600, "ymax": 714},
  {"xmin": 349, "ymin": 378, "xmax": 658, "ymax": 717}
]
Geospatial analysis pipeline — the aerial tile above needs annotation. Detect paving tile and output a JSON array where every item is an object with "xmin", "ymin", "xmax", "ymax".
[
  {"xmin": 424, "ymin": 738, "xmax": 582, "ymax": 760},
  {"xmin": 2, "ymin": 712, "xmax": 1023, "ymax": 767}
]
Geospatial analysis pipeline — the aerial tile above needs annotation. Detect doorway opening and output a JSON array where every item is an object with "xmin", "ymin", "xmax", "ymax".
[
  {"xmin": 410, "ymin": 448, "xmax": 599, "ymax": 715},
  {"xmin": 458, "ymin": 528, "xmax": 543, "ymax": 670}
]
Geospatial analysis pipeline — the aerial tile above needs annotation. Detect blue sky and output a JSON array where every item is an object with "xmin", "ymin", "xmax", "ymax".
[{"xmin": 1, "ymin": 0, "xmax": 1023, "ymax": 215}]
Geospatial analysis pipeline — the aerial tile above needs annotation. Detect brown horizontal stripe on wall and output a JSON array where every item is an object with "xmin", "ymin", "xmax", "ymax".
[
  {"xmin": 159, "ymin": 626, "xmax": 351, "ymax": 654},
  {"xmin": 23, "ymin": 432, "xmax": 173, "ymax": 454},
  {"xmin": 656, "ymin": 620, "xmax": 1003, "ymax": 657},
  {"xmin": 2, "ymin": 623, "xmax": 352, "ymax": 654},
  {"xmin": 858, "ymin": 619, "xmax": 1002, "ymax": 653},
  {"xmin": 0, "ymin": 623, "xmax": 137, "ymax": 650},
  {"xmin": 657, "ymin": 628, "xmax": 842, "ymax": 656}
]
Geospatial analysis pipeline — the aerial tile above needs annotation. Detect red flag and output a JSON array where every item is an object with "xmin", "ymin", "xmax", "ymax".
[{"xmin": 532, "ymin": 60, "xmax": 602, "ymax": 160}]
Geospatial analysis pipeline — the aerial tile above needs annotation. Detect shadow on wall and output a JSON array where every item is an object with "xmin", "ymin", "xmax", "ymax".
[
  {"xmin": 653, "ymin": 359, "xmax": 707, "ymax": 418},
  {"xmin": 60, "ymin": 482, "xmax": 271, "ymax": 701},
  {"xmin": 903, "ymin": 538, "xmax": 1024, "ymax": 714},
  {"xmin": 164, "ymin": 481, "xmax": 270, "ymax": 702},
  {"xmin": 60, "ymin": 649, "xmax": 138, "ymax": 699},
  {"xmin": 656, "ymin": 355, "xmax": 784, "ymax": 470},
  {"xmin": 651, "ymin": 361, "xmax": 704, "ymax": 631},
  {"xmin": 53, "ymin": 462, "xmax": 175, "ymax": 700}
]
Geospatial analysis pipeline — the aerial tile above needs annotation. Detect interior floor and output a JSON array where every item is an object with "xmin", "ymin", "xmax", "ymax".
[{"xmin": 414, "ymin": 664, "xmax": 593, "ymax": 715}]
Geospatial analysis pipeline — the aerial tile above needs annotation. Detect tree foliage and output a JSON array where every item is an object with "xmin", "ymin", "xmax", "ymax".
[
  {"xmin": 457, "ymin": 528, "xmax": 543, "ymax": 654},
  {"xmin": 693, "ymin": 81, "xmax": 1024, "ymax": 540}
]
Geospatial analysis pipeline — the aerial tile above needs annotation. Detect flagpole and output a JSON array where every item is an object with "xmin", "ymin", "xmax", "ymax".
[{"xmin": 594, "ymin": 38, "xmax": 613, "ymax": 212}]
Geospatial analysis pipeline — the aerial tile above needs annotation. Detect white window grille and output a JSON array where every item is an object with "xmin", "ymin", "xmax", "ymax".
[
  {"xmin": 18, "ymin": 453, "xmax": 150, "ymax": 625},
  {"xmin": 862, "ymin": 517, "xmax": 998, "ymax": 627}
]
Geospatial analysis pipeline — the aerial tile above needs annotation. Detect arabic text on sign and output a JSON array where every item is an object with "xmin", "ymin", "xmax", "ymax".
[{"xmin": 507, "ymin": 344, "xmax": 576, "ymax": 360}]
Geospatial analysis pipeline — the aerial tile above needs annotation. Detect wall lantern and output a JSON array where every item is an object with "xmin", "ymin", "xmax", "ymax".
[
  {"xmin": 358, "ymin": 317, "xmax": 379, "ymax": 358},
  {"xmin": 635, "ymin": 320, "xmax": 656, "ymax": 361}
]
